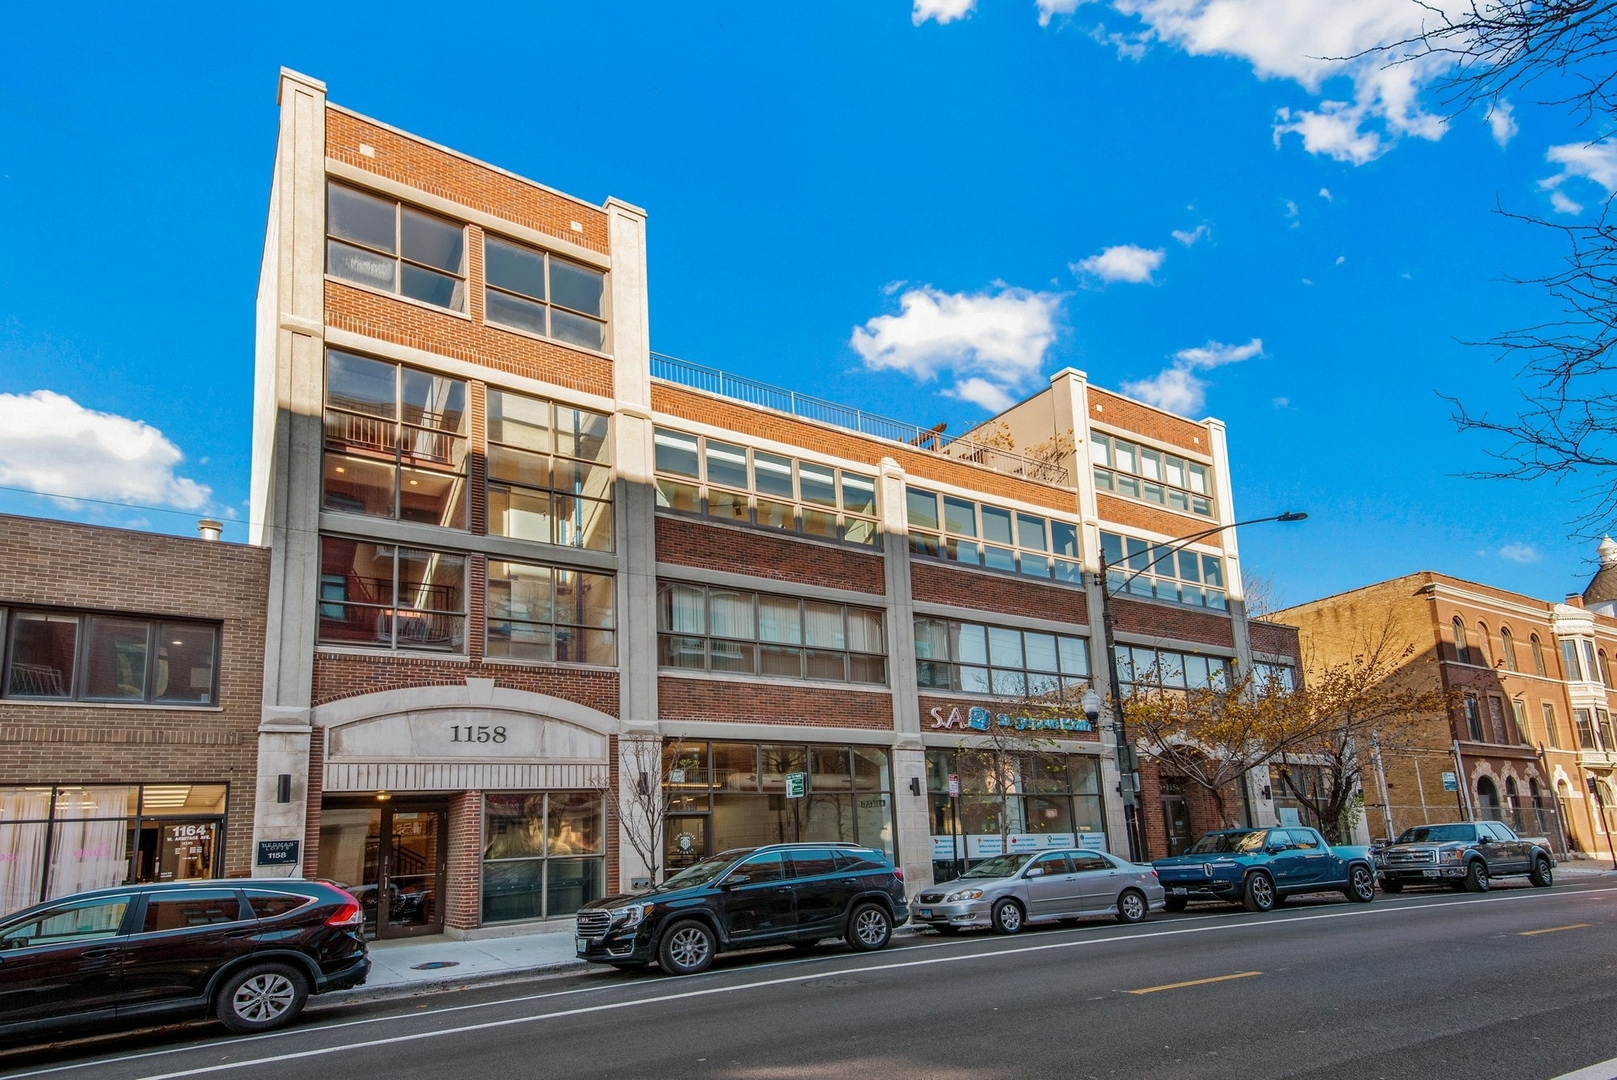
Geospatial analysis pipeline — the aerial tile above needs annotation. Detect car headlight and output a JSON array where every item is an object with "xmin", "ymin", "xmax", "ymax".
[
  {"xmin": 1445, "ymin": 849, "xmax": 1467, "ymax": 863},
  {"xmin": 944, "ymin": 888, "xmax": 984, "ymax": 902},
  {"xmin": 609, "ymin": 903, "xmax": 652, "ymax": 929}
]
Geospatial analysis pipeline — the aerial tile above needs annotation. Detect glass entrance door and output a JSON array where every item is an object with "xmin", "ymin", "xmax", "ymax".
[
  {"xmin": 663, "ymin": 817, "xmax": 708, "ymax": 880},
  {"xmin": 318, "ymin": 800, "xmax": 446, "ymax": 938}
]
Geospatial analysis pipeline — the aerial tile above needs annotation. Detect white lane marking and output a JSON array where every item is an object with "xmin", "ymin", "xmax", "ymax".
[
  {"xmin": 1552, "ymin": 1055, "xmax": 1617, "ymax": 1080},
  {"xmin": 47, "ymin": 885, "xmax": 1617, "ymax": 1080}
]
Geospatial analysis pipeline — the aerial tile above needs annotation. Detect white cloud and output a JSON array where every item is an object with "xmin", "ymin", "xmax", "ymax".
[
  {"xmin": 1172, "ymin": 224, "xmax": 1210, "ymax": 246},
  {"xmin": 1122, "ymin": 337, "xmax": 1264, "ymax": 415},
  {"xmin": 1284, "ymin": 199, "xmax": 1299, "ymax": 219},
  {"xmin": 1318, "ymin": 187, "xmax": 1333, "ymax": 202},
  {"xmin": 1335, "ymin": 255, "xmax": 1345, "ymax": 265},
  {"xmin": 1486, "ymin": 99, "xmax": 1518, "ymax": 148},
  {"xmin": 1080, "ymin": 0, "xmax": 1467, "ymax": 164},
  {"xmin": 1550, "ymin": 190, "xmax": 1585, "ymax": 215},
  {"xmin": 1073, "ymin": 243, "xmax": 1166, "ymax": 284},
  {"xmin": 1543, "ymin": 141, "xmax": 1617, "ymax": 194},
  {"xmin": 1037, "ymin": 0, "xmax": 1089, "ymax": 25},
  {"xmin": 1272, "ymin": 396, "xmax": 1290, "ymax": 408},
  {"xmin": 913, "ymin": 0, "xmax": 975, "ymax": 25},
  {"xmin": 0, "ymin": 390, "xmax": 210, "ymax": 510},
  {"xmin": 1498, "ymin": 543, "xmax": 1539, "ymax": 564},
  {"xmin": 850, "ymin": 284, "xmax": 1063, "ymax": 414}
]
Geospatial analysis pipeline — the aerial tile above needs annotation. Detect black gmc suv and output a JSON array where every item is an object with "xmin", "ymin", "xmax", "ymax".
[{"xmin": 575, "ymin": 843, "xmax": 906, "ymax": 975}]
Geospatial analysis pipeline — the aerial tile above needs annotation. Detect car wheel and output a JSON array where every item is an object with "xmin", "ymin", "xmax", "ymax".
[
  {"xmin": 1346, "ymin": 864, "xmax": 1376, "ymax": 903},
  {"xmin": 1464, "ymin": 860, "xmax": 1490, "ymax": 893},
  {"xmin": 1242, "ymin": 871, "xmax": 1277, "ymax": 913},
  {"xmin": 1116, "ymin": 889, "xmax": 1148, "ymax": 924},
  {"xmin": 1529, "ymin": 856, "xmax": 1554, "ymax": 888},
  {"xmin": 846, "ymin": 903, "xmax": 893, "ymax": 951},
  {"xmin": 215, "ymin": 963, "xmax": 309, "ymax": 1034},
  {"xmin": 658, "ymin": 920, "xmax": 717, "ymax": 975},
  {"xmin": 990, "ymin": 898, "xmax": 1025, "ymax": 935},
  {"xmin": 1381, "ymin": 879, "xmax": 1403, "ymax": 893},
  {"xmin": 1163, "ymin": 896, "xmax": 1188, "ymax": 913}
]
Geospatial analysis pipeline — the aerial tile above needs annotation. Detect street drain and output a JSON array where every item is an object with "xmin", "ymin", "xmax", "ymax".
[{"xmin": 411, "ymin": 961, "xmax": 461, "ymax": 970}]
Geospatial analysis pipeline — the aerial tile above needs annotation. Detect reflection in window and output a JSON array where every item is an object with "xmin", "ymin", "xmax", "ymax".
[
  {"xmin": 1117, "ymin": 646, "xmax": 1232, "ymax": 694},
  {"xmin": 1100, "ymin": 532, "xmax": 1226, "ymax": 611},
  {"xmin": 318, "ymin": 537, "xmax": 466, "ymax": 652},
  {"xmin": 1, "ymin": 611, "xmax": 218, "ymax": 706},
  {"xmin": 487, "ymin": 560, "xmax": 616, "ymax": 666},
  {"xmin": 487, "ymin": 388, "xmax": 612, "ymax": 551},
  {"xmin": 914, "ymin": 616, "xmax": 1089, "ymax": 700},
  {"xmin": 1090, "ymin": 432, "xmax": 1213, "ymax": 517},
  {"xmin": 656, "ymin": 583, "xmax": 885, "ymax": 684},
  {"xmin": 484, "ymin": 235, "xmax": 608, "ymax": 351},
  {"xmin": 906, "ymin": 488, "xmax": 1080, "ymax": 583},
  {"xmin": 481, "ymin": 792, "xmax": 604, "ymax": 923},
  {"xmin": 326, "ymin": 183, "xmax": 466, "ymax": 311}
]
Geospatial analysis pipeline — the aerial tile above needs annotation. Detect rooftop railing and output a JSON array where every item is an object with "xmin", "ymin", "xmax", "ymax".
[{"xmin": 650, "ymin": 352, "xmax": 1069, "ymax": 486}]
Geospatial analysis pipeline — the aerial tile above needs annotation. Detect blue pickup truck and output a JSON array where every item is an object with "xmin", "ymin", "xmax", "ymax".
[{"xmin": 1152, "ymin": 826, "xmax": 1378, "ymax": 912}]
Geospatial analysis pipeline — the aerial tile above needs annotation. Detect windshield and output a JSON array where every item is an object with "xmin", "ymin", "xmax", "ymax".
[
  {"xmin": 961, "ymin": 853, "xmax": 1036, "ymax": 879},
  {"xmin": 1187, "ymin": 830, "xmax": 1268, "ymax": 855},
  {"xmin": 1395, "ymin": 824, "xmax": 1476, "ymax": 844},
  {"xmin": 655, "ymin": 855, "xmax": 739, "ymax": 891}
]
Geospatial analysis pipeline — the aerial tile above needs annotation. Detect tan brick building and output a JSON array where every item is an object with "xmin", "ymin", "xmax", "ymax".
[
  {"xmin": 1276, "ymin": 567, "xmax": 1617, "ymax": 857},
  {"xmin": 0, "ymin": 515, "xmax": 269, "ymax": 916},
  {"xmin": 248, "ymin": 69, "xmax": 1301, "ymax": 938}
]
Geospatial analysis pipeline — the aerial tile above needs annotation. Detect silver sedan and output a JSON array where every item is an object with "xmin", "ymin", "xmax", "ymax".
[{"xmin": 909, "ymin": 848, "xmax": 1166, "ymax": 934}]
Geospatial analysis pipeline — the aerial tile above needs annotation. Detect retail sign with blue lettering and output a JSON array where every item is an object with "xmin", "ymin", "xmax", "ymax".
[
  {"xmin": 256, "ymin": 839, "xmax": 301, "ymax": 867},
  {"xmin": 929, "ymin": 705, "xmax": 1093, "ymax": 734}
]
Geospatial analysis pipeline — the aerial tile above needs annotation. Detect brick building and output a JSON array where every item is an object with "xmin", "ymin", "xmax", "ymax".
[
  {"xmin": 0, "ymin": 515, "xmax": 269, "ymax": 916},
  {"xmin": 248, "ymin": 69, "xmax": 1301, "ymax": 938},
  {"xmin": 1275, "ymin": 565, "xmax": 1617, "ymax": 856}
]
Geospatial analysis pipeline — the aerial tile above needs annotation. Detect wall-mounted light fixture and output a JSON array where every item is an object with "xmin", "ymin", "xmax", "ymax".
[
  {"xmin": 276, "ymin": 774, "xmax": 292, "ymax": 803},
  {"xmin": 909, "ymin": 777, "xmax": 922, "ymax": 797}
]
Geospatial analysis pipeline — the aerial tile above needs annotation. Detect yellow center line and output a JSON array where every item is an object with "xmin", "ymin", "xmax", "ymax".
[
  {"xmin": 1126, "ymin": 971, "xmax": 1264, "ymax": 995},
  {"xmin": 1518, "ymin": 923, "xmax": 1590, "ymax": 936}
]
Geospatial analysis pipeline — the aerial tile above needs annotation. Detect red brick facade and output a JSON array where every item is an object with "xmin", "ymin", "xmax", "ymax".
[
  {"xmin": 444, "ymin": 791, "xmax": 483, "ymax": 931},
  {"xmin": 655, "ymin": 515, "xmax": 887, "ymax": 595},
  {"xmin": 0, "ymin": 515, "xmax": 269, "ymax": 880},
  {"xmin": 911, "ymin": 561, "xmax": 1088, "ymax": 625},
  {"xmin": 658, "ymin": 675, "xmax": 894, "ymax": 730},
  {"xmin": 1111, "ymin": 596, "xmax": 1236, "ymax": 649},
  {"xmin": 1086, "ymin": 387, "xmax": 1209, "ymax": 455},
  {"xmin": 312, "ymin": 652, "xmax": 620, "ymax": 717}
]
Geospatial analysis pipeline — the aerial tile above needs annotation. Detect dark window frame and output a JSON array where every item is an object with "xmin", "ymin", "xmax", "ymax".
[
  {"xmin": 482, "ymin": 233, "xmax": 610, "ymax": 352},
  {"xmin": 1, "ymin": 607, "xmax": 221, "ymax": 707}
]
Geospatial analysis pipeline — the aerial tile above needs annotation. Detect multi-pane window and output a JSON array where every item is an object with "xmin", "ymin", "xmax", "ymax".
[
  {"xmin": 482, "ymin": 793, "xmax": 605, "ymax": 923},
  {"xmin": 1530, "ymin": 634, "xmax": 1547, "ymax": 675},
  {"xmin": 1090, "ymin": 432, "xmax": 1213, "ymax": 518},
  {"xmin": 486, "ymin": 561, "xmax": 615, "ymax": 666},
  {"xmin": 1575, "ymin": 708, "xmax": 1597, "ymax": 750},
  {"xmin": 487, "ymin": 389, "xmax": 612, "ymax": 551},
  {"xmin": 1117, "ymin": 646, "xmax": 1232, "ymax": 693},
  {"xmin": 483, "ymin": 235, "xmax": 608, "ymax": 352},
  {"xmin": 1253, "ymin": 662, "xmax": 1296, "ymax": 692},
  {"xmin": 1600, "ymin": 708, "xmax": 1616, "ymax": 752},
  {"xmin": 653, "ymin": 429, "xmax": 879, "ymax": 546},
  {"xmin": 326, "ymin": 183, "xmax": 466, "ymax": 311},
  {"xmin": 1561, "ymin": 639, "xmax": 1584, "ymax": 681},
  {"xmin": 1543, "ymin": 702, "xmax": 1561, "ymax": 749},
  {"xmin": 1464, "ymin": 693, "xmax": 1484, "ymax": 741},
  {"xmin": 1, "ymin": 610, "xmax": 218, "ymax": 705},
  {"xmin": 1100, "ymin": 532, "xmax": 1226, "ymax": 610},
  {"xmin": 318, "ymin": 538, "xmax": 466, "ymax": 652},
  {"xmin": 322, "ymin": 350, "xmax": 468, "ymax": 529},
  {"xmin": 1601, "ymin": 649, "xmax": 1614, "ymax": 687},
  {"xmin": 906, "ymin": 488, "xmax": 1081, "ymax": 583},
  {"xmin": 1500, "ymin": 627, "xmax": 1519, "ymax": 671},
  {"xmin": 656, "ymin": 583, "xmax": 885, "ymax": 684},
  {"xmin": 1453, "ymin": 619, "xmax": 1471, "ymax": 665},
  {"xmin": 913, "ymin": 617, "xmax": 1090, "ymax": 699},
  {"xmin": 925, "ymin": 750, "xmax": 1107, "ymax": 872}
]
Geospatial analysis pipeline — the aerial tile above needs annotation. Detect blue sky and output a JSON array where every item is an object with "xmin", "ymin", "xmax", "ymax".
[{"xmin": 1, "ymin": 1, "xmax": 1613, "ymax": 610}]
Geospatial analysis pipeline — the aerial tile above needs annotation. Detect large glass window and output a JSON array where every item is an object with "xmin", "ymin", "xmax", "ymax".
[
  {"xmin": 1090, "ymin": 432, "xmax": 1213, "ymax": 517},
  {"xmin": 906, "ymin": 488, "xmax": 1080, "ymax": 583},
  {"xmin": 653, "ymin": 428, "xmax": 879, "ymax": 546},
  {"xmin": 482, "ymin": 792, "xmax": 605, "ymax": 923},
  {"xmin": 662, "ymin": 741, "xmax": 895, "ymax": 864},
  {"xmin": 1561, "ymin": 639, "xmax": 1584, "ymax": 681},
  {"xmin": 656, "ymin": 583, "xmax": 885, "ymax": 684},
  {"xmin": 322, "ymin": 350, "xmax": 468, "ymax": 529},
  {"xmin": 483, "ymin": 235, "xmax": 608, "ymax": 352},
  {"xmin": 487, "ymin": 561, "xmax": 615, "ymax": 666},
  {"xmin": 1543, "ymin": 702, "xmax": 1562, "ymax": 749},
  {"xmin": 318, "ymin": 538, "xmax": 466, "ymax": 652},
  {"xmin": 1100, "ymin": 532, "xmax": 1226, "ymax": 611},
  {"xmin": 914, "ymin": 617, "xmax": 1089, "ymax": 700},
  {"xmin": 0, "ymin": 785, "xmax": 227, "ymax": 918},
  {"xmin": 327, "ymin": 183, "xmax": 466, "ymax": 311},
  {"xmin": 1117, "ymin": 646, "xmax": 1233, "ymax": 693},
  {"xmin": 2, "ymin": 611, "xmax": 218, "ymax": 706},
  {"xmin": 925, "ymin": 750, "xmax": 1106, "ymax": 879},
  {"xmin": 487, "ymin": 388, "xmax": 612, "ymax": 551},
  {"xmin": 1575, "ymin": 708, "xmax": 1597, "ymax": 750}
]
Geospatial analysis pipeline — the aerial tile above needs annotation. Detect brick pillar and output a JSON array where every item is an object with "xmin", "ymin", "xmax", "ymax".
[
  {"xmin": 444, "ymin": 791, "xmax": 483, "ymax": 931},
  {"xmin": 301, "ymin": 730, "xmax": 325, "ymax": 878}
]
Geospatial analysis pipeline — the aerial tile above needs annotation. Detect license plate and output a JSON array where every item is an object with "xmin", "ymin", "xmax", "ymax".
[
  {"xmin": 919, "ymin": 909, "xmax": 933, "ymax": 918},
  {"xmin": 575, "ymin": 937, "xmax": 587, "ymax": 953},
  {"xmin": 1423, "ymin": 870, "xmax": 1439, "ymax": 878},
  {"xmin": 1169, "ymin": 887, "xmax": 1187, "ymax": 896}
]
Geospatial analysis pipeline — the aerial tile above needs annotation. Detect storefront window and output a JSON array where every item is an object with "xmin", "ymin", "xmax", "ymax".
[
  {"xmin": 925, "ymin": 750, "xmax": 1107, "ymax": 881},
  {"xmin": 659, "ymin": 740, "xmax": 896, "ymax": 873},
  {"xmin": 0, "ymin": 784, "xmax": 228, "ymax": 917},
  {"xmin": 482, "ymin": 792, "xmax": 605, "ymax": 923}
]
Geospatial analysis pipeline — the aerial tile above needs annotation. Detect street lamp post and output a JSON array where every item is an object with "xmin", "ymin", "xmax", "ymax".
[{"xmin": 1086, "ymin": 511, "xmax": 1308, "ymax": 863}]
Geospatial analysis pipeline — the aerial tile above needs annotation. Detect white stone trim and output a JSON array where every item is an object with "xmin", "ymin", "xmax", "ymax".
[
  {"xmin": 323, "ymin": 761, "xmax": 607, "ymax": 792},
  {"xmin": 311, "ymin": 680, "xmax": 619, "ymax": 737}
]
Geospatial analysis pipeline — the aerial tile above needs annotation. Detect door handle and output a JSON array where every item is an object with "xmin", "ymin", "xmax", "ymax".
[
  {"xmin": 774, "ymin": 886, "xmax": 792, "ymax": 893},
  {"xmin": 80, "ymin": 948, "xmax": 117, "ymax": 959}
]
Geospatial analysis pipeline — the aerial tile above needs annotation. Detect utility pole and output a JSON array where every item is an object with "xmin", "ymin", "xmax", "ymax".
[
  {"xmin": 1095, "ymin": 548, "xmax": 1141, "ymax": 861},
  {"xmin": 1371, "ymin": 732, "xmax": 1394, "ymax": 841}
]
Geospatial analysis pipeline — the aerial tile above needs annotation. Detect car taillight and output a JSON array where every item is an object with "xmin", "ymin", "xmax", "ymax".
[
  {"xmin": 893, "ymin": 868, "xmax": 904, "ymax": 881},
  {"xmin": 1150, "ymin": 869, "xmax": 1159, "ymax": 879},
  {"xmin": 327, "ymin": 901, "xmax": 363, "ymax": 928}
]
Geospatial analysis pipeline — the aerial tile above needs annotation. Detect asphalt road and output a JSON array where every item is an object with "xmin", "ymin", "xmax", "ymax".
[{"xmin": 4, "ymin": 880, "xmax": 1616, "ymax": 1080}]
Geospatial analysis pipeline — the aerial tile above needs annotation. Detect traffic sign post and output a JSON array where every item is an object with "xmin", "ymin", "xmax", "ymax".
[
  {"xmin": 948, "ymin": 774, "xmax": 963, "ymax": 880},
  {"xmin": 785, "ymin": 772, "xmax": 806, "ymax": 799},
  {"xmin": 1441, "ymin": 772, "xmax": 1458, "ymax": 792}
]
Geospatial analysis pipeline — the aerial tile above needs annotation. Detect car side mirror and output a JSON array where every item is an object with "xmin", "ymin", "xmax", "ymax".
[
  {"xmin": 1266, "ymin": 844, "xmax": 1287, "ymax": 854},
  {"xmin": 1025, "ymin": 867, "xmax": 1045, "ymax": 878},
  {"xmin": 720, "ymin": 873, "xmax": 751, "ymax": 889}
]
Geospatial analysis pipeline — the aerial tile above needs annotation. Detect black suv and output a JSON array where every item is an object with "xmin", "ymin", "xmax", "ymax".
[
  {"xmin": 0, "ymin": 879, "xmax": 369, "ymax": 1042},
  {"xmin": 575, "ymin": 843, "xmax": 906, "ymax": 975}
]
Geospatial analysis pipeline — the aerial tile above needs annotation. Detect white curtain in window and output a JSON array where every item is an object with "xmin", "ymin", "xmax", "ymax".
[
  {"xmin": 45, "ymin": 788, "xmax": 132, "ymax": 900},
  {"xmin": 0, "ymin": 789, "xmax": 52, "ymax": 916}
]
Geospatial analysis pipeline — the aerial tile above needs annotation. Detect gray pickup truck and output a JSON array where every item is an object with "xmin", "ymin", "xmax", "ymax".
[{"xmin": 1373, "ymin": 821, "xmax": 1554, "ymax": 893}]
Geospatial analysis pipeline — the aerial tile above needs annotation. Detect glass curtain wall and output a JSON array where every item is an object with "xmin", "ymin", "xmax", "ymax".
[
  {"xmin": 924, "ymin": 750, "xmax": 1106, "ymax": 880},
  {"xmin": 481, "ymin": 793, "xmax": 605, "ymax": 923}
]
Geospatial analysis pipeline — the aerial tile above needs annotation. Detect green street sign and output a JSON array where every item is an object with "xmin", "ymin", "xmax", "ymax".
[{"xmin": 785, "ymin": 772, "xmax": 806, "ymax": 799}]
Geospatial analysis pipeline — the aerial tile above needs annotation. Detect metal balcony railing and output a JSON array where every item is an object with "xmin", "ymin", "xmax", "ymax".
[{"xmin": 649, "ymin": 352, "xmax": 1069, "ymax": 486}]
